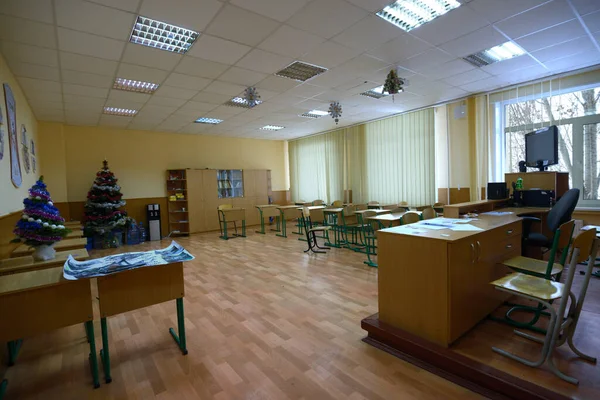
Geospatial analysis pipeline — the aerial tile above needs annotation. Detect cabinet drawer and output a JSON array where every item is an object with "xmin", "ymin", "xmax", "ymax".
[{"xmin": 478, "ymin": 234, "xmax": 521, "ymax": 263}]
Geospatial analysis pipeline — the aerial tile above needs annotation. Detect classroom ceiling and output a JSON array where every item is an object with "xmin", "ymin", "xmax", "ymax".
[{"xmin": 0, "ymin": 0, "xmax": 599, "ymax": 140}]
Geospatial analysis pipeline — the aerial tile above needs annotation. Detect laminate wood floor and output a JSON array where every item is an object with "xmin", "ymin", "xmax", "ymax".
[{"xmin": 2, "ymin": 224, "xmax": 483, "ymax": 400}]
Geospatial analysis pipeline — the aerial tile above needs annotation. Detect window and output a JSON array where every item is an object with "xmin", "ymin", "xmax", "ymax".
[{"xmin": 496, "ymin": 84, "xmax": 600, "ymax": 206}]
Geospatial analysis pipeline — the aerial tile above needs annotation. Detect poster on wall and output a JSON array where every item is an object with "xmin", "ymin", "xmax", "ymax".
[
  {"xmin": 4, "ymin": 83, "xmax": 22, "ymax": 187},
  {"xmin": 32, "ymin": 156, "xmax": 36, "ymax": 173},
  {"xmin": 21, "ymin": 124, "xmax": 30, "ymax": 174},
  {"xmin": 0, "ymin": 104, "xmax": 4, "ymax": 161}
]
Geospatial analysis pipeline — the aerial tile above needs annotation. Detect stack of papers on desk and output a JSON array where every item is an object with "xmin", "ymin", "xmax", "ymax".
[
  {"xmin": 482, "ymin": 211, "xmax": 514, "ymax": 216},
  {"xmin": 414, "ymin": 219, "xmax": 484, "ymax": 232}
]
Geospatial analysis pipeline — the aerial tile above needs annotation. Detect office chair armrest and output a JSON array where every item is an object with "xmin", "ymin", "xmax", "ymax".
[{"xmin": 521, "ymin": 215, "xmax": 541, "ymax": 238}]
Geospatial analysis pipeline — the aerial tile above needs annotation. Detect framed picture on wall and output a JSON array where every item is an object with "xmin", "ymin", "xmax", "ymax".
[
  {"xmin": 0, "ymin": 104, "xmax": 4, "ymax": 161},
  {"xmin": 30, "ymin": 138, "xmax": 35, "ymax": 155},
  {"xmin": 21, "ymin": 124, "xmax": 30, "ymax": 174},
  {"xmin": 4, "ymin": 83, "xmax": 22, "ymax": 187}
]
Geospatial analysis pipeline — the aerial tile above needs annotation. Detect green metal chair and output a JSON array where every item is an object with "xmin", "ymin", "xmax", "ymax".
[{"xmin": 361, "ymin": 210, "xmax": 379, "ymax": 267}]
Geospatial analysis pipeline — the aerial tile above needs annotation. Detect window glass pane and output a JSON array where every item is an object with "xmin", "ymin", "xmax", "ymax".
[{"xmin": 583, "ymin": 123, "xmax": 600, "ymax": 200}]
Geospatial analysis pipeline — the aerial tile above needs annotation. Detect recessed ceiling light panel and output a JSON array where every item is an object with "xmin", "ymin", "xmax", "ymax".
[
  {"xmin": 260, "ymin": 125, "xmax": 285, "ymax": 131},
  {"xmin": 113, "ymin": 77, "xmax": 159, "ymax": 94},
  {"xmin": 463, "ymin": 41, "xmax": 525, "ymax": 67},
  {"xmin": 300, "ymin": 109, "xmax": 329, "ymax": 119},
  {"xmin": 130, "ymin": 16, "xmax": 199, "ymax": 54},
  {"xmin": 195, "ymin": 117, "xmax": 223, "ymax": 124},
  {"xmin": 223, "ymin": 97, "xmax": 263, "ymax": 109},
  {"xmin": 275, "ymin": 61, "xmax": 328, "ymax": 82},
  {"xmin": 377, "ymin": 0, "xmax": 461, "ymax": 32},
  {"xmin": 103, "ymin": 107, "xmax": 138, "ymax": 116},
  {"xmin": 360, "ymin": 85, "xmax": 393, "ymax": 99}
]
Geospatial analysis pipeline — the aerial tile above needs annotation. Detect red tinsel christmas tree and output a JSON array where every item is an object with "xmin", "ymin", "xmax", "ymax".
[{"xmin": 83, "ymin": 160, "xmax": 130, "ymax": 237}]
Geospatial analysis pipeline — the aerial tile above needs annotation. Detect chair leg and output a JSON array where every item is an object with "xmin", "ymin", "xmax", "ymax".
[{"xmin": 566, "ymin": 334, "xmax": 597, "ymax": 363}]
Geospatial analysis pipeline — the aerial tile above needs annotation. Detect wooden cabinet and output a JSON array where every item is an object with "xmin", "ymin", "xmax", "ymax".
[{"xmin": 505, "ymin": 171, "xmax": 569, "ymax": 198}]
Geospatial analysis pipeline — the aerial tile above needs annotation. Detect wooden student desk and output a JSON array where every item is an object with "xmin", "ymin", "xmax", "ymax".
[
  {"xmin": 443, "ymin": 199, "xmax": 509, "ymax": 218},
  {"xmin": 10, "ymin": 237, "xmax": 87, "ymax": 258},
  {"xmin": 275, "ymin": 205, "xmax": 302, "ymax": 238},
  {"xmin": 0, "ymin": 266, "xmax": 100, "ymax": 395},
  {"xmin": 217, "ymin": 208, "xmax": 246, "ymax": 240},
  {"xmin": 0, "ymin": 249, "xmax": 89, "ymax": 276},
  {"xmin": 255, "ymin": 204, "xmax": 280, "ymax": 234},
  {"xmin": 363, "ymin": 206, "xmax": 550, "ymax": 348}
]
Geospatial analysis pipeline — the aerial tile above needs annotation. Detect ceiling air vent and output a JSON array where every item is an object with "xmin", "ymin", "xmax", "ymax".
[
  {"xmin": 275, "ymin": 61, "xmax": 328, "ymax": 82},
  {"xmin": 463, "ymin": 53, "xmax": 496, "ymax": 67}
]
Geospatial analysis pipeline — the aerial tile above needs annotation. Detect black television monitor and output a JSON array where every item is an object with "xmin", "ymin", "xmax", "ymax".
[{"xmin": 525, "ymin": 125, "xmax": 558, "ymax": 171}]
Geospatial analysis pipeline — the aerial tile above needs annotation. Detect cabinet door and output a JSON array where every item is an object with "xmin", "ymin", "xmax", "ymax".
[
  {"xmin": 244, "ymin": 170, "xmax": 256, "ymax": 197},
  {"xmin": 254, "ymin": 170, "xmax": 268, "ymax": 197},
  {"xmin": 202, "ymin": 170, "xmax": 218, "ymax": 202}
]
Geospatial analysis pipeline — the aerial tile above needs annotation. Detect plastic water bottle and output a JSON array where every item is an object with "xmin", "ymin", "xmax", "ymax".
[
  {"xmin": 139, "ymin": 222, "xmax": 147, "ymax": 243},
  {"xmin": 128, "ymin": 223, "xmax": 139, "ymax": 245}
]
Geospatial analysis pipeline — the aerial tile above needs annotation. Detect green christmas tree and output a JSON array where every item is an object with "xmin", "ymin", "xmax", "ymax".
[
  {"xmin": 83, "ymin": 160, "xmax": 130, "ymax": 237},
  {"xmin": 13, "ymin": 176, "xmax": 70, "ymax": 246}
]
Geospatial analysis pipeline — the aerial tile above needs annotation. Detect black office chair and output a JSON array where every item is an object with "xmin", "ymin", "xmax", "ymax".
[{"xmin": 522, "ymin": 188, "xmax": 580, "ymax": 254}]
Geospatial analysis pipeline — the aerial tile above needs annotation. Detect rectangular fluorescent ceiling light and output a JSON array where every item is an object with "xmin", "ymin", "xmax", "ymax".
[
  {"xmin": 377, "ymin": 0, "xmax": 461, "ymax": 32},
  {"xmin": 223, "ymin": 97, "xmax": 263, "ymax": 109},
  {"xmin": 260, "ymin": 125, "xmax": 285, "ymax": 131},
  {"xmin": 360, "ymin": 85, "xmax": 392, "ymax": 99},
  {"xmin": 195, "ymin": 117, "xmax": 223, "ymax": 124},
  {"xmin": 113, "ymin": 77, "xmax": 159, "ymax": 94},
  {"xmin": 275, "ymin": 61, "xmax": 328, "ymax": 82},
  {"xmin": 130, "ymin": 16, "xmax": 199, "ymax": 54},
  {"xmin": 300, "ymin": 109, "xmax": 329, "ymax": 119},
  {"xmin": 103, "ymin": 107, "xmax": 137, "ymax": 116},
  {"xmin": 463, "ymin": 42, "xmax": 526, "ymax": 67}
]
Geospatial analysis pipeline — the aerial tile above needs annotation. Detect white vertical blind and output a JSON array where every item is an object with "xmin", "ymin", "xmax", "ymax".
[{"xmin": 289, "ymin": 108, "xmax": 436, "ymax": 205}]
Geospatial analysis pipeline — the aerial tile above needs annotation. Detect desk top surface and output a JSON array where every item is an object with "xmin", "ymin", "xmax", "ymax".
[
  {"xmin": 0, "ymin": 249, "xmax": 89, "ymax": 275},
  {"xmin": 255, "ymin": 204, "xmax": 278, "ymax": 208},
  {"xmin": 277, "ymin": 205, "xmax": 301, "ymax": 210},
  {"xmin": 12, "ymin": 237, "xmax": 87, "ymax": 257},
  {"xmin": 299, "ymin": 205, "xmax": 326, "ymax": 210},
  {"xmin": 368, "ymin": 211, "xmax": 422, "ymax": 221},
  {"xmin": 220, "ymin": 207, "xmax": 244, "ymax": 212},
  {"xmin": 444, "ymin": 199, "xmax": 508, "ymax": 208},
  {"xmin": 0, "ymin": 266, "xmax": 69, "ymax": 295},
  {"xmin": 355, "ymin": 209, "xmax": 390, "ymax": 215}
]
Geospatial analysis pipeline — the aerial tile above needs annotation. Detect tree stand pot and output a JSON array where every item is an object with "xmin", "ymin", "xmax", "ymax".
[{"xmin": 32, "ymin": 244, "xmax": 57, "ymax": 261}]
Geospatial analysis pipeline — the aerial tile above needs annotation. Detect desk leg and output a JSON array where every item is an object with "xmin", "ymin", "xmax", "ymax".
[
  {"xmin": 7, "ymin": 339, "xmax": 22, "ymax": 366},
  {"xmin": 100, "ymin": 318, "xmax": 112, "ymax": 384},
  {"xmin": 256, "ymin": 210, "xmax": 266, "ymax": 234},
  {"xmin": 293, "ymin": 218, "xmax": 303, "ymax": 235},
  {"xmin": 220, "ymin": 218, "xmax": 229, "ymax": 240},
  {"xmin": 84, "ymin": 321, "xmax": 100, "ymax": 389},
  {"xmin": 169, "ymin": 298, "xmax": 188, "ymax": 355},
  {"xmin": 0, "ymin": 379, "xmax": 7, "ymax": 399},
  {"xmin": 276, "ymin": 214, "xmax": 287, "ymax": 238},
  {"xmin": 242, "ymin": 220, "xmax": 246, "ymax": 237},
  {"xmin": 272, "ymin": 216, "xmax": 281, "ymax": 232}
]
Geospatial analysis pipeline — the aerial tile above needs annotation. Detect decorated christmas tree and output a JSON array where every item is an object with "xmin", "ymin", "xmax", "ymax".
[
  {"xmin": 13, "ymin": 176, "xmax": 70, "ymax": 257},
  {"xmin": 83, "ymin": 160, "xmax": 130, "ymax": 238}
]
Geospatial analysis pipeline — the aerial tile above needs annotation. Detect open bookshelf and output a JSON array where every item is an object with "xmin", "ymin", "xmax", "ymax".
[
  {"xmin": 217, "ymin": 169, "xmax": 244, "ymax": 199},
  {"xmin": 167, "ymin": 169, "xmax": 190, "ymax": 236}
]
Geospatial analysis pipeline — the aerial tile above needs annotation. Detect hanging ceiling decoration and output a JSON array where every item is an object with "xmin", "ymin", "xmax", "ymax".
[
  {"xmin": 243, "ymin": 87, "xmax": 261, "ymax": 108},
  {"xmin": 328, "ymin": 102, "xmax": 342, "ymax": 125},
  {"xmin": 383, "ymin": 69, "xmax": 405, "ymax": 102}
]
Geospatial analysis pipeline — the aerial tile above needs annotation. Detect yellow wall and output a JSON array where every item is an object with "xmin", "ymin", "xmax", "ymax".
[
  {"xmin": 38, "ymin": 123, "xmax": 288, "ymax": 202},
  {"xmin": 0, "ymin": 53, "xmax": 39, "ymax": 216},
  {"xmin": 38, "ymin": 122, "xmax": 68, "ymax": 203}
]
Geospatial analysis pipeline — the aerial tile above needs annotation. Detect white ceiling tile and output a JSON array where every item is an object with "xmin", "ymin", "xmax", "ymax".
[
  {"xmin": 419, "ymin": 59, "xmax": 475, "ymax": 80},
  {"xmin": 107, "ymin": 89, "xmax": 151, "ymax": 104},
  {"xmin": 55, "ymin": 0, "xmax": 135, "ymax": 41},
  {"xmin": 258, "ymin": 25, "xmax": 325, "ymax": 58},
  {"xmin": 516, "ymin": 19, "xmax": 587, "ymax": 52},
  {"xmin": 255, "ymin": 75, "xmax": 300, "ymax": 92},
  {"xmin": 398, "ymin": 49, "xmax": 454, "ymax": 72},
  {"xmin": 99, "ymin": 114, "xmax": 133, "ymax": 127},
  {"xmin": 236, "ymin": 49, "xmax": 293, "ymax": 74},
  {"xmin": 178, "ymin": 101, "xmax": 218, "ymax": 113},
  {"xmin": 546, "ymin": 48, "xmax": 600, "ymax": 71},
  {"xmin": 582, "ymin": 10, "xmax": 600, "ymax": 32},
  {"xmin": 439, "ymin": 25, "xmax": 508, "ymax": 57},
  {"xmin": 0, "ymin": 42, "xmax": 58, "ymax": 67},
  {"xmin": 60, "ymin": 52, "xmax": 119, "ymax": 76},
  {"xmin": 344, "ymin": 0, "xmax": 391, "ymax": 12},
  {"xmin": 153, "ymin": 85, "xmax": 198, "ymax": 100},
  {"xmin": 410, "ymin": 6, "xmax": 488, "ymax": 46},
  {"xmin": 62, "ymin": 69, "xmax": 114, "ymax": 88},
  {"xmin": 285, "ymin": 83, "xmax": 327, "ymax": 98},
  {"xmin": 18, "ymin": 77, "xmax": 62, "ymax": 94},
  {"xmin": 481, "ymin": 54, "xmax": 539, "ymax": 75},
  {"xmin": 494, "ymin": 0, "xmax": 576, "ymax": 39},
  {"xmin": 139, "ymin": 0, "xmax": 223, "ymax": 32},
  {"xmin": 571, "ymin": 0, "xmax": 600, "ymax": 15},
  {"xmin": 26, "ymin": 91, "xmax": 63, "ymax": 103},
  {"xmin": 203, "ymin": 81, "xmax": 245, "ymax": 97},
  {"xmin": 206, "ymin": 5, "xmax": 280, "ymax": 47},
  {"xmin": 0, "ymin": 15, "xmax": 57, "ymax": 49},
  {"xmin": 121, "ymin": 43, "xmax": 183, "ymax": 71},
  {"xmin": 531, "ymin": 36, "xmax": 598, "ymax": 63},
  {"xmin": 218, "ymin": 67, "xmax": 268, "ymax": 86},
  {"xmin": 117, "ymin": 63, "xmax": 170, "ymax": 83},
  {"xmin": 192, "ymin": 91, "xmax": 233, "ymax": 104},
  {"xmin": 63, "ymin": 83, "xmax": 109, "ymax": 98},
  {"xmin": 128, "ymin": 120, "xmax": 160, "ymax": 130},
  {"xmin": 332, "ymin": 15, "xmax": 402, "ymax": 51},
  {"xmin": 163, "ymin": 73, "xmax": 211, "ymax": 91},
  {"xmin": 146, "ymin": 96, "xmax": 188, "ymax": 108},
  {"xmin": 156, "ymin": 115, "xmax": 189, "ymax": 130},
  {"xmin": 35, "ymin": 110, "xmax": 65, "ymax": 122},
  {"xmin": 175, "ymin": 56, "xmax": 229, "ymax": 79},
  {"xmin": 302, "ymin": 40, "xmax": 364, "ymax": 69},
  {"xmin": 500, "ymin": 64, "xmax": 548, "ymax": 84},
  {"xmin": 468, "ymin": 0, "xmax": 548, "ymax": 23},
  {"xmin": 87, "ymin": 0, "xmax": 141, "ymax": 12},
  {"xmin": 186, "ymin": 34, "xmax": 251, "ymax": 65},
  {"xmin": 230, "ymin": 0, "xmax": 309, "ymax": 22},
  {"xmin": 367, "ymin": 34, "xmax": 432, "ymax": 63},
  {"xmin": 66, "ymin": 111, "xmax": 101, "ymax": 125},
  {"xmin": 0, "ymin": 0, "xmax": 53, "ymax": 24},
  {"xmin": 138, "ymin": 104, "xmax": 178, "ymax": 117},
  {"xmin": 9, "ymin": 62, "xmax": 60, "ymax": 81},
  {"xmin": 287, "ymin": 0, "xmax": 369, "ymax": 39},
  {"xmin": 57, "ymin": 27, "xmax": 125, "ymax": 61},
  {"xmin": 442, "ymin": 68, "xmax": 492, "ymax": 87},
  {"xmin": 64, "ymin": 94, "xmax": 106, "ymax": 109},
  {"xmin": 335, "ymin": 54, "xmax": 390, "ymax": 75}
]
